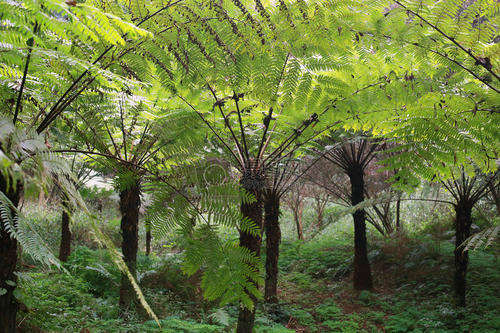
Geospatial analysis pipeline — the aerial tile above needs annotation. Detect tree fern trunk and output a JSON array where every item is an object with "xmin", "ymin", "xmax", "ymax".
[
  {"xmin": 58, "ymin": 198, "xmax": 71, "ymax": 262},
  {"xmin": 118, "ymin": 181, "xmax": 141, "ymax": 314},
  {"xmin": 454, "ymin": 200, "xmax": 472, "ymax": 307},
  {"xmin": 237, "ymin": 176, "xmax": 263, "ymax": 333},
  {"xmin": 348, "ymin": 166, "xmax": 373, "ymax": 291},
  {"xmin": 0, "ymin": 173, "xmax": 22, "ymax": 332},
  {"xmin": 264, "ymin": 191, "xmax": 280, "ymax": 303}
]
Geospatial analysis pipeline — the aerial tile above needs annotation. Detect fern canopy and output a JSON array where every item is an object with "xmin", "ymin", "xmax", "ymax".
[{"xmin": 0, "ymin": 0, "xmax": 498, "ymax": 322}]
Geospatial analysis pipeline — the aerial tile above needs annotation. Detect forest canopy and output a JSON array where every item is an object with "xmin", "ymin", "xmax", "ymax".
[{"xmin": 0, "ymin": 0, "xmax": 498, "ymax": 332}]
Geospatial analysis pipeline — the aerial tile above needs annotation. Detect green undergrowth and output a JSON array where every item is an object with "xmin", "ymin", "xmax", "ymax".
[
  {"xmin": 16, "ymin": 225, "xmax": 499, "ymax": 332},
  {"xmin": 277, "ymin": 235, "xmax": 499, "ymax": 332},
  {"xmin": 17, "ymin": 246, "xmax": 293, "ymax": 332}
]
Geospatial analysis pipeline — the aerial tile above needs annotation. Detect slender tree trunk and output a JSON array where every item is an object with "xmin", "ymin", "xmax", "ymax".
[
  {"xmin": 264, "ymin": 191, "xmax": 280, "ymax": 303},
  {"xmin": 317, "ymin": 207, "xmax": 324, "ymax": 229},
  {"xmin": 382, "ymin": 204, "xmax": 393, "ymax": 235},
  {"xmin": 145, "ymin": 228, "xmax": 151, "ymax": 256},
  {"xmin": 38, "ymin": 189, "xmax": 45, "ymax": 206},
  {"xmin": 395, "ymin": 198, "xmax": 401, "ymax": 231},
  {"xmin": 293, "ymin": 207, "xmax": 303, "ymax": 241},
  {"xmin": 372, "ymin": 204, "xmax": 391, "ymax": 236},
  {"xmin": 454, "ymin": 200, "xmax": 472, "ymax": 307},
  {"xmin": 118, "ymin": 180, "xmax": 141, "ymax": 313},
  {"xmin": 237, "ymin": 176, "xmax": 263, "ymax": 333},
  {"xmin": 488, "ymin": 183, "xmax": 500, "ymax": 216},
  {"xmin": 348, "ymin": 166, "xmax": 373, "ymax": 291},
  {"xmin": 0, "ymin": 174, "xmax": 22, "ymax": 332},
  {"xmin": 58, "ymin": 198, "xmax": 71, "ymax": 262},
  {"xmin": 315, "ymin": 199, "xmax": 325, "ymax": 229}
]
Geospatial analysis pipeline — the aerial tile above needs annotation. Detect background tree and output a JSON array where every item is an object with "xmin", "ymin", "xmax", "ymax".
[
  {"xmin": 57, "ymin": 159, "xmax": 92, "ymax": 262},
  {"xmin": 262, "ymin": 157, "xmax": 314, "ymax": 303},
  {"xmin": 57, "ymin": 90, "xmax": 198, "ymax": 312},
  {"xmin": 319, "ymin": 136, "xmax": 384, "ymax": 290},
  {"xmin": 306, "ymin": 182, "xmax": 330, "ymax": 231},
  {"xmin": 305, "ymin": 149, "xmax": 393, "ymax": 236},
  {"xmin": 283, "ymin": 181, "xmax": 306, "ymax": 241},
  {"xmin": 441, "ymin": 169, "xmax": 498, "ymax": 306}
]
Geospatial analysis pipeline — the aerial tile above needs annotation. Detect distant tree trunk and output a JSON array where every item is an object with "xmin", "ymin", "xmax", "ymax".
[
  {"xmin": 371, "ymin": 204, "xmax": 392, "ymax": 236},
  {"xmin": 0, "ymin": 174, "xmax": 22, "ymax": 333},
  {"xmin": 264, "ymin": 191, "xmax": 280, "ymax": 303},
  {"xmin": 293, "ymin": 206, "xmax": 304, "ymax": 240},
  {"xmin": 118, "ymin": 180, "xmax": 141, "ymax": 313},
  {"xmin": 58, "ymin": 198, "xmax": 71, "ymax": 262},
  {"xmin": 488, "ymin": 183, "xmax": 500, "ymax": 216},
  {"xmin": 145, "ymin": 228, "xmax": 151, "ymax": 256},
  {"xmin": 395, "ymin": 198, "xmax": 401, "ymax": 231},
  {"xmin": 313, "ymin": 197, "xmax": 327, "ymax": 230},
  {"xmin": 317, "ymin": 207, "xmax": 324, "ymax": 229},
  {"xmin": 237, "ymin": 176, "xmax": 263, "ymax": 333},
  {"xmin": 38, "ymin": 189, "xmax": 45, "ymax": 206},
  {"xmin": 348, "ymin": 165, "xmax": 373, "ymax": 290},
  {"xmin": 454, "ymin": 200, "xmax": 472, "ymax": 307}
]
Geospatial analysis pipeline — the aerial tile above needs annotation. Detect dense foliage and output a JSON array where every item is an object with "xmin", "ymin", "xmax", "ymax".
[{"xmin": 0, "ymin": 0, "xmax": 498, "ymax": 332}]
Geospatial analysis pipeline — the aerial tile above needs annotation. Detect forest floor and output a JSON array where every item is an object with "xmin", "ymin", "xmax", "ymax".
[
  {"xmin": 276, "ymin": 236, "xmax": 499, "ymax": 332},
  {"xmin": 15, "ymin": 218, "xmax": 500, "ymax": 332}
]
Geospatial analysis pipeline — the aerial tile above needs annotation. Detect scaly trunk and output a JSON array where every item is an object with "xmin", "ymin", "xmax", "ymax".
[
  {"xmin": 348, "ymin": 165, "xmax": 373, "ymax": 291},
  {"xmin": 264, "ymin": 191, "xmax": 280, "ymax": 303},
  {"xmin": 118, "ymin": 181, "xmax": 141, "ymax": 313},
  {"xmin": 0, "ymin": 173, "xmax": 22, "ymax": 332},
  {"xmin": 454, "ymin": 200, "xmax": 472, "ymax": 307},
  {"xmin": 237, "ymin": 174, "xmax": 263, "ymax": 333},
  {"xmin": 145, "ymin": 229, "xmax": 151, "ymax": 256},
  {"xmin": 58, "ymin": 198, "xmax": 71, "ymax": 262}
]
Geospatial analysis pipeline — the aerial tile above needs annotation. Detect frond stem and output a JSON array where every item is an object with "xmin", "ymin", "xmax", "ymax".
[{"xmin": 14, "ymin": 22, "xmax": 38, "ymax": 125}]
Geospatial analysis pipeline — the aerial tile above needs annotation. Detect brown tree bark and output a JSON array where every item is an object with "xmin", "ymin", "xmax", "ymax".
[
  {"xmin": 264, "ymin": 191, "xmax": 280, "ymax": 303},
  {"xmin": 293, "ymin": 206, "xmax": 304, "ymax": 241},
  {"xmin": 118, "ymin": 180, "xmax": 141, "ymax": 313},
  {"xmin": 312, "ymin": 191, "xmax": 328, "ymax": 230},
  {"xmin": 316, "ymin": 206, "xmax": 324, "ymax": 229},
  {"xmin": 395, "ymin": 198, "xmax": 401, "ymax": 231},
  {"xmin": 237, "ymin": 176, "xmax": 263, "ymax": 333},
  {"xmin": 454, "ymin": 200, "xmax": 472, "ymax": 307},
  {"xmin": 58, "ymin": 199, "xmax": 72, "ymax": 262},
  {"xmin": 348, "ymin": 165, "xmax": 373, "ymax": 291},
  {"xmin": 145, "ymin": 229, "xmax": 151, "ymax": 256},
  {"xmin": 0, "ymin": 174, "xmax": 22, "ymax": 332}
]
